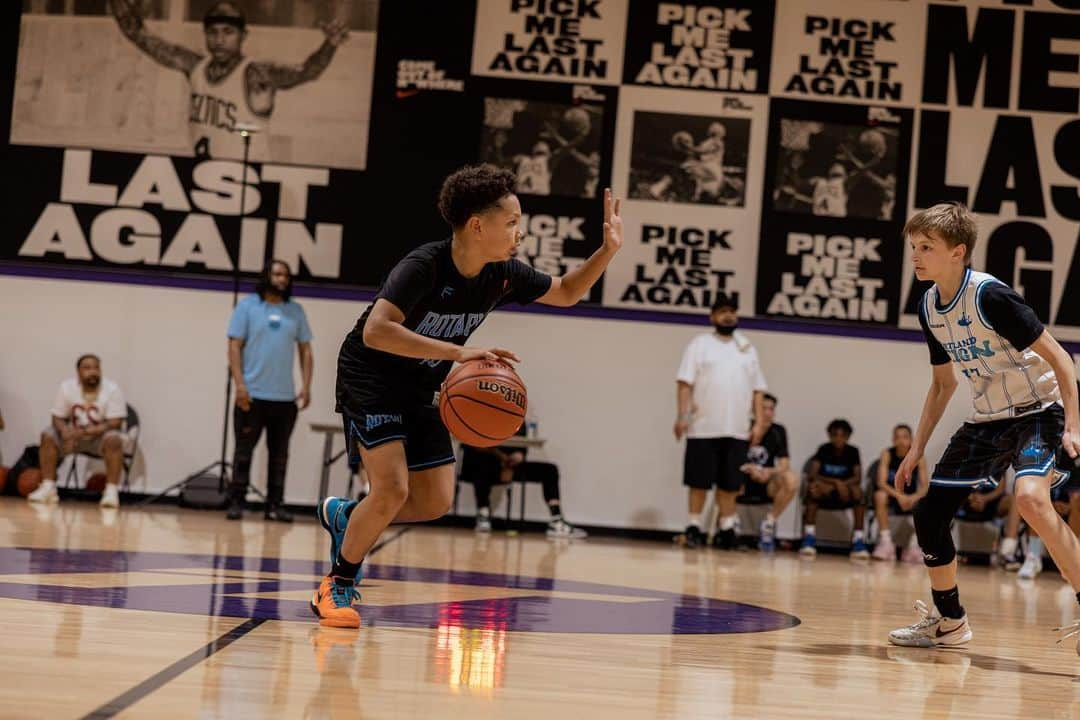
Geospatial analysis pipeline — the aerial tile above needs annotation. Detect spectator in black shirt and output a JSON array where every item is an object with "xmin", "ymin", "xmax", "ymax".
[
  {"xmin": 738, "ymin": 393, "xmax": 797, "ymax": 551},
  {"xmin": 800, "ymin": 419, "xmax": 868, "ymax": 559}
]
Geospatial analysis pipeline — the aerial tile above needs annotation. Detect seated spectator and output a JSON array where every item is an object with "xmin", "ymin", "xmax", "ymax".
[
  {"xmin": 1004, "ymin": 475, "xmax": 1078, "ymax": 579},
  {"xmin": 459, "ymin": 425, "xmax": 585, "ymax": 539},
  {"xmin": 800, "ymin": 419, "xmax": 868, "ymax": 559},
  {"xmin": 29, "ymin": 354, "xmax": 127, "ymax": 508},
  {"xmin": 871, "ymin": 424, "xmax": 928, "ymax": 562},
  {"xmin": 737, "ymin": 393, "xmax": 798, "ymax": 552}
]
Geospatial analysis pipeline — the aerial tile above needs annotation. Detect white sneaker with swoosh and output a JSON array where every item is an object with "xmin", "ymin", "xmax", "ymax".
[{"xmin": 888, "ymin": 600, "xmax": 972, "ymax": 648}]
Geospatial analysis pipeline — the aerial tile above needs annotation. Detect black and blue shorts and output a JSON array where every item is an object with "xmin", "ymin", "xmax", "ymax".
[
  {"xmin": 342, "ymin": 400, "xmax": 455, "ymax": 473},
  {"xmin": 931, "ymin": 404, "xmax": 1073, "ymax": 490}
]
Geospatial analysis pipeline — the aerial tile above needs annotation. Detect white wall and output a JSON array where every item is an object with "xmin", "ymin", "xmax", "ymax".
[{"xmin": 2, "ymin": 276, "xmax": 1072, "ymax": 534}]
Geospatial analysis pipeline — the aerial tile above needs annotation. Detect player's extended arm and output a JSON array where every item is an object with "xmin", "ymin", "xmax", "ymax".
[
  {"xmin": 363, "ymin": 299, "xmax": 518, "ymax": 365},
  {"xmin": 897, "ymin": 363, "xmax": 958, "ymax": 490},
  {"xmin": 537, "ymin": 189, "xmax": 622, "ymax": 307},
  {"xmin": 1030, "ymin": 330, "xmax": 1080, "ymax": 458},
  {"xmin": 111, "ymin": 0, "xmax": 201, "ymax": 74},
  {"xmin": 251, "ymin": 20, "xmax": 348, "ymax": 90}
]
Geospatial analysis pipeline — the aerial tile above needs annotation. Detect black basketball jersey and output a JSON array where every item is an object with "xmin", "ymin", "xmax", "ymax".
[{"xmin": 336, "ymin": 240, "xmax": 551, "ymax": 412}]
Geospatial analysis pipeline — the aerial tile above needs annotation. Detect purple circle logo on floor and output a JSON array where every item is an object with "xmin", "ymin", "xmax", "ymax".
[{"xmin": 0, "ymin": 548, "xmax": 799, "ymax": 634}]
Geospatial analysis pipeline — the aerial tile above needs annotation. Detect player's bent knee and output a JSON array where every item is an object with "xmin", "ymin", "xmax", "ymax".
[
  {"xmin": 1015, "ymin": 485, "xmax": 1052, "ymax": 518},
  {"xmin": 369, "ymin": 475, "xmax": 409, "ymax": 510},
  {"xmin": 102, "ymin": 435, "xmax": 123, "ymax": 454},
  {"xmin": 782, "ymin": 472, "xmax": 798, "ymax": 491}
]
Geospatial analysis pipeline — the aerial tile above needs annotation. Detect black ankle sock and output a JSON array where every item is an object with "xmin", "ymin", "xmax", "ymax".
[
  {"xmin": 932, "ymin": 586, "xmax": 964, "ymax": 620},
  {"xmin": 332, "ymin": 554, "xmax": 362, "ymax": 581},
  {"xmin": 344, "ymin": 501, "xmax": 357, "ymax": 521}
]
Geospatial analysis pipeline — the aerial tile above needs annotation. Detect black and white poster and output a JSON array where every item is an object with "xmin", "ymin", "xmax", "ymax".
[
  {"xmin": 770, "ymin": 0, "xmax": 924, "ymax": 106},
  {"xmin": 771, "ymin": 118, "xmax": 900, "ymax": 220},
  {"xmin": 758, "ymin": 98, "xmax": 912, "ymax": 326},
  {"xmin": 12, "ymin": 0, "xmax": 379, "ymax": 170},
  {"xmin": 622, "ymin": 0, "xmax": 774, "ymax": 93},
  {"xmin": 471, "ymin": 0, "xmax": 628, "ymax": 85},
  {"xmin": 480, "ymin": 97, "xmax": 604, "ymax": 198},
  {"xmin": 605, "ymin": 86, "xmax": 766, "ymax": 314},
  {"xmin": 627, "ymin": 111, "xmax": 749, "ymax": 206}
]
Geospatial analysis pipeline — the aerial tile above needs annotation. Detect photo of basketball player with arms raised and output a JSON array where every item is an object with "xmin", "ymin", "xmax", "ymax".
[
  {"xmin": 110, "ymin": 0, "xmax": 348, "ymax": 161},
  {"xmin": 311, "ymin": 165, "xmax": 624, "ymax": 628}
]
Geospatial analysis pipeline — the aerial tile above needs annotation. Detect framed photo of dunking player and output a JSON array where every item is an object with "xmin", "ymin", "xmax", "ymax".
[
  {"xmin": 12, "ymin": 0, "xmax": 378, "ymax": 170},
  {"xmin": 627, "ymin": 111, "xmax": 750, "ymax": 207},
  {"xmin": 479, "ymin": 97, "xmax": 604, "ymax": 200}
]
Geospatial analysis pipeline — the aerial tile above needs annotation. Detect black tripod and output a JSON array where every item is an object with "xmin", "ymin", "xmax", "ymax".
[{"xmin": 141, "ymin": 126, "xmax": 263, "ymax": 507}]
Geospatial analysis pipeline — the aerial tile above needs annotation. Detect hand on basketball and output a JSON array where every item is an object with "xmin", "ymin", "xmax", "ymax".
[
  {"xmin": 457, "ymin": 346, "xmax": 520, "ymax": 364},
  {"xmin": 321, "ymin": 19, "xmax": 349, "ymax": 47},
  {"xmin": 602, "ymin": 188, "xmax": 623, "ymax": 255}
]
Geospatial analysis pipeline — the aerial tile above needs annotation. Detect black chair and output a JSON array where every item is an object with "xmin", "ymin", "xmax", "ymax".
[{"xmin": 63, "ymin": 404, "xmax": 141, "ymax": 492}]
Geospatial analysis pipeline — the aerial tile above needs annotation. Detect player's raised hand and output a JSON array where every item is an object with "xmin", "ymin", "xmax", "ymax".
[
  {"xmin": 321, "ymin": 19, "xmax": 349, "ymax": 46},
  {"xmin": 602, "ymin": 188, "xmax": 623, "ymax": 254}
]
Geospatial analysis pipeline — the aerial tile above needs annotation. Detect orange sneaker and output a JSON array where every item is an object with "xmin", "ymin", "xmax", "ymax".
[{"xmin": 310, "ymin": 575, "xmax": 361, "ymax": 628}]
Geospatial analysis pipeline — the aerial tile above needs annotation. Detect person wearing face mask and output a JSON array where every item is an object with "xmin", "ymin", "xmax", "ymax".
[
  {"xmin": 30, "ymin": 355, "xmax": 129, "ymax": 508},
  {"xmin": 675, "ymin": 294, "xmax": 768, "ymax": 549}
]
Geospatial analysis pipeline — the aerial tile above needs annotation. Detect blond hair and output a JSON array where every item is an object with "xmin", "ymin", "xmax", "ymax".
[{"xmin": 903, "ymin": 202, "xmax": 977, "ymax": 264}]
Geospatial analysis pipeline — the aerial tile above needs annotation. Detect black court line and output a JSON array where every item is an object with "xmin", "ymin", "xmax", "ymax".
[{"xmin": 81, "ymin": 526, "xmax": 412, "ymax": 719}]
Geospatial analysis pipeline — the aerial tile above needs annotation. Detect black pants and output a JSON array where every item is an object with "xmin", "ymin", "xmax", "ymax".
[
  {"xmin": 231, "ymin": 399, "xmax": 298, "ymax": 505},
  {"xmin": 461, "ymin": 449, "xmax": 561, "ymax": 514}
]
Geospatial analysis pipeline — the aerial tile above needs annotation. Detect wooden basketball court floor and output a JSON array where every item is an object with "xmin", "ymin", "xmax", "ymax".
[{"xmin": 1, "ymin": 501, "xmax": 1079, "ymax": 719}]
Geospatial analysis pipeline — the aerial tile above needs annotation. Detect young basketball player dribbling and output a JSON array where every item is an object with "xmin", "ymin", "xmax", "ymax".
[
  {"xmin": 888, "ymin": 203, "xmax": 1080, "ymax": 650},
  {"xmin": 312, "ymin": 165, "xmax": 624, "ymax": 628}
]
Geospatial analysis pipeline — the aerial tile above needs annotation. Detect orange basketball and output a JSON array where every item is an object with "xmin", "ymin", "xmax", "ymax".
[
  {"xmin": 439, "ymin": 359, "xmax": 527, "ymax": 447},
  {"xmin": 87, "ymin": 472, "xmax": 107, "ymax": 493},
  {"xmin": 16, "ymin": 468, "xmax": 42, "ymax": 497}
]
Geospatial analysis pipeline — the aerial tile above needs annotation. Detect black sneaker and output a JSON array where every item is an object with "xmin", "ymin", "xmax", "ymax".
[
  {"xmin": 683, "ymin": 524, "xmax": 705, "ymax": 548},
  {"xmin": 226, "ymin": 499, "xmax": 243, "ymax": 521},
  {"xmin": 711, "ymin": 527, "xmax": 737, "ymax": 550},
  {"xmin": 265, "ymin": 505, "xmax": 294, "ymax": 523}
]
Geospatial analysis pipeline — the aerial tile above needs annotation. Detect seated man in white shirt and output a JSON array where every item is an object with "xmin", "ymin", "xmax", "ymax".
[{"xmin": 29, "ymin": 354, "xmax": 128, "ymax": 507}]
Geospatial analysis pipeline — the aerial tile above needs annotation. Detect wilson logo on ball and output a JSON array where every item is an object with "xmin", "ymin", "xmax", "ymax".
[{"xmin": 476, "ymin": 380, "xmax": 526, "ymax": 409}]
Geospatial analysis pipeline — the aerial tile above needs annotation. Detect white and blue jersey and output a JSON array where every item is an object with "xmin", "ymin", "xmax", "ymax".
[
  {"xmin": 919, "ymin": 268, "xmax": 1059, "ymax": 423},
  {"xmin": 920, "ymin": 268, "xmax": 1071, "ymax": 489}
]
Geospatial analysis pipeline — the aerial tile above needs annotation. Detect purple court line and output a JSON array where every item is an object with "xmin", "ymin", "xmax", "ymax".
[
  {"xmin": 73, "ymin": 527, "xmax": 412, "ymax": 719},
  {"xmin": 8, "ymin": 260, "xmax": 1069, "ymax": 350}
]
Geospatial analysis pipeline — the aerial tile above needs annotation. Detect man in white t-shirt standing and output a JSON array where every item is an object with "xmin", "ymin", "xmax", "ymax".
[
  {"xmin": 29, "ymin": 355, "xmax": 128, "ymax": 508},
  {"xmin": 675, "ymin": 294, "xmax": 767, "ymax": 548}
]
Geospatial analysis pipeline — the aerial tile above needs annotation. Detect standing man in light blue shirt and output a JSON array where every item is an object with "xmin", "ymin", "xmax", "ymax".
[{"xmin": 227, "ymin": 259, "xmax": 313, "ymax": 522}]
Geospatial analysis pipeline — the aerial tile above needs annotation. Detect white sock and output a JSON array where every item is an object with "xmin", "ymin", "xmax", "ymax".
[
  {"xmin": 765, "ymin": 512, "xmax": 776, "ymax": 525},
  {"xmin": 1000, "ymin": 537, "xmax": 1018, "ymax": 556},
  {"xmin": 879, "ymin": 529, "xmax": 892, "ymax": 543},
  {"xmin": 804, "ymin": 524, "xmax": 816, "ymax": 536},
  {"xmin": 688, "ymin": 513, "xmax": 701, "ymax": 529},
  {"xmin": 853, "ymin": 530, "xmax": 865, "ymax": 542},
  {"xmin": 478, "ymin": 507, "xmax": 490, "ymax": 518},
  {"xmin": 1028, "ymin": 537, "xmax": 1044, "ymax": 559},
  {"xmin": 719, "ymin": 514, "xmax": 737, "ymax": 531}
]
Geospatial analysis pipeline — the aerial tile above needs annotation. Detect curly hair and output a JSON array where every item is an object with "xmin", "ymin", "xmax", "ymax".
[
  {"xmin": 827, "ymin": 418, "xmax": 853, "ymax": 436},
  {"xmin": 437, "ymin": 164, "xmax": 517, "ymax": 228}
]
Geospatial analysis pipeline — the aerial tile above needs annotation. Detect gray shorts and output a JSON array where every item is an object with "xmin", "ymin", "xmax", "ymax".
[{"xmin": 45, "ymin": 425, "xmax": 128, "ymax": 457}]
